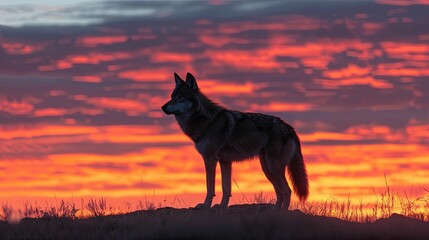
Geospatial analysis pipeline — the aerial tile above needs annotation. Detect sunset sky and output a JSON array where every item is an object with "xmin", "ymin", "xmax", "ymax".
[{"xmin": 1, "ymin": 0, "xmax": 428, "ymax": 209}]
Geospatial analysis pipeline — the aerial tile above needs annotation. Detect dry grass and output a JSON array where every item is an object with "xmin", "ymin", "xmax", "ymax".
[
  {"xmin": 2, "ymin": 178, "xmax": 428, "ymax": 240},
  {"xmin": 85, "ymin": 198, "xmax": 107, "ymax": 217},
  {"xmin": 292, "ymin": 181, "xmax": 429, "ymax": 222},
  {"xmin": 0, "ymin": 196, "xmax": 170, "ymax": 222},
  {"xmin": 1, "ymin": 183, "xmax": 429, "ymax": 223}
]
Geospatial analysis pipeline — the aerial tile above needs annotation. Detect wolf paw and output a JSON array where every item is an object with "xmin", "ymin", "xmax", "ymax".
[{"xmin": 194, "ymin": 203, "xmax": 210, "ymax": 210}]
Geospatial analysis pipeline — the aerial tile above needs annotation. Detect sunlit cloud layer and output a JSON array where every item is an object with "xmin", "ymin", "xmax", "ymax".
[{"xmin": 0, "ymin": 0, "xmax": 428, "ymax": 207}]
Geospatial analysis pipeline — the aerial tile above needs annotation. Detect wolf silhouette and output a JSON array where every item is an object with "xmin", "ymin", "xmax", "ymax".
[{"xmin": 162, "ymin": 73, "xmax": 308, "ymax": 210}]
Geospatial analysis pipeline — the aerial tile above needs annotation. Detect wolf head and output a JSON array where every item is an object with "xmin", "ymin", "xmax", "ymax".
[{"xmin": 161, "ymin": 72, "xmax": 199, "ymax": 115}]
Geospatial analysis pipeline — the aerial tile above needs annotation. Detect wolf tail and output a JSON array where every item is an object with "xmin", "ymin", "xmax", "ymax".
[{"xmin": 287, "ymin": 132, "xmax": 309, "ymax": 201}]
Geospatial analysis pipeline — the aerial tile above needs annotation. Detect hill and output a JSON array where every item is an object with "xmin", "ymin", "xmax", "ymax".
[{"xmin": 1, "ymin": 204, "xmax": 428, "ymax": 239}]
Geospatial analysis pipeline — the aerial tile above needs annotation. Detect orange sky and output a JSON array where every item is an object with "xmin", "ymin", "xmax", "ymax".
[{"xmin": 0, "ymin": 0, "xmax": 428, "ymax": 210}]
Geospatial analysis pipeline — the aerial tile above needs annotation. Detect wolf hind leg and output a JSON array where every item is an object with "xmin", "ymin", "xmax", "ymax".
[
  {"xmin": 259, "ymin": 151, "xmax": 283, "ymax": 209},
  {"xmin": 275, "ymin": 167, "xmax": 292, "ymax": 210},
  {"xmin": 264, "ymin": 151, "xmax": 292, "ymax": 210}
]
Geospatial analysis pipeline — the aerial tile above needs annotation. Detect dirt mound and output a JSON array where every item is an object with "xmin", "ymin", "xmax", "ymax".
[{"xmin": 1, "ymin": 204, "xmax": 428, "ymax": 239}]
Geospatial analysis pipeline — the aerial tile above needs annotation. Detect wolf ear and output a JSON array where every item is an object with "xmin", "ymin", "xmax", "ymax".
[
  {"xmin": 186, "ymin": 72, "xmax": 198, "ymax": 90},
  {"xmin": 174, "ymin": 73, "xmax": 185, "ymax": 88}
]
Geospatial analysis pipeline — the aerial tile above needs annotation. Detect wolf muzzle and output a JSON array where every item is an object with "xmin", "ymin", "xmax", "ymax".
[{"xmin": 161, "ymin": 103, "xmax": 173, "ymax": 115}]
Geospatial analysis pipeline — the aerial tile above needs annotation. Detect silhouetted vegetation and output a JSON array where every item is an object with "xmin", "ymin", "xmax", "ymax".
[
  {"xmin": 1, "ymin": 183, "xmax": 429, "ymax": 239},
  {"xmin": 1, "ymin": 204, "xmax": 429, "ymax": 239}
]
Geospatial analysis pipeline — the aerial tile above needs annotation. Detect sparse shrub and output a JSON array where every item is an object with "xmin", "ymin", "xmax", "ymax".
[
  {"xmin": 292, "ymin": 176, "xmax": 429, "ymax": 223},
  {"xmin": 86, "ymin": 198, "xmax": 107, "ymax": 217},
  {"xmin": 253, "ymin": 191, "xmax": 276, "ymax": 204},
  {"xmin": 124, "ymin": 201, "xmax": 132, "ymax": 213},
  {"xmin": 2, "ymin": 176, "xmax": 429, "ymax": 223},
  {"xmin": 1, "ymin": 203, "xmax": 13, "ymax": 221},
  {"xmin": 138, "ymin": 199, "xmax": 156, "ymax": 210},
  {"xmin": 58, "ymin": 200, "xmax": 78, "ymax": 219},
  {"xmin": 20, "ymin": 201, "xmax": 42, "ymax": 218},
  {"xmin": 37, "ymin": 200, "xmax": 78, "ymax": 219}
]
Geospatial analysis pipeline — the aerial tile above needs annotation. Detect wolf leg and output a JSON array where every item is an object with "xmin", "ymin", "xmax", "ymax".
[
  {"xmin": 269, "ymin": 162, "xmax": 292, "ymax": 210},
  {"xmin": 213, "ymin": 160, "xmax": 231, "ymax": 208},
  {"xmin": 195, "ymin": 158, "xmax": 217, "ymax": 210},
  {"xmin": 259, "ymin": 152, "xmax": 283, "ymax": 209},
  {"xmin": 277, "ymin": 171, "xmax": 292, "ymax": 210}
]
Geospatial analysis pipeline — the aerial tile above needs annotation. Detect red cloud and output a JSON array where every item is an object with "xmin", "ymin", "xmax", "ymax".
[
  {"xmin": 83, "ymin": 97, "xmax": 148, "ymax": 116},
  {"xmin": 381, "ymin": 42, "xmax": 429, "ymax": 61},
  {"xmin": 0, "ymin": 125, "xmax": 98, "ymax": 140},
  {"xmin": 345, "ymin": 125, "xmax": 404, "ymax": 142},
  {"xmin": 0, "ymin": 40, "xmax": 44, "ymax": 55},
  {"xmin": 382, "ymin": 42, "xmax": 429, "ymax": 54},
  {"xmin": 118, "ymin": 69, "xmax": 171, "ymax": 82},
  {"xmin": 375, "ymin": 63, "xmax": 429, "ymax": 77},
  {"xmin": 314, "ymin": 76, "xmax": 393, "ymax": 89},
  {"xmin": 199, "ymin": 80, "xmax": 268, "ymax": 96},
  {"xmin": 33, "ymin": 108, "xmax": 70, "ymax": 117},
  {"xmin": 206, "ymin": 39, "xmax": 373, "ymax": 71},
  {"xmin": 0, "ymin": 97, "xmax": 40, "ymax": 115},
  {"xmin": 32, "ymin": 107, "xmax": 104, "ymax": 117},
  {"xmin": 205, "ymin": 49, "xmax": 299, "ymax": 71},
  {"xmin": 250, "ymin": 102, "xmax": 314, "ymax": 112},
  {"xmin": 218, "ymin": 15, "xmax": 326, "ymax": 34},
  {"xmin": 73, "ymin": 76, "xmax": 102, "ymax": 83},
  {"xmin": 38, "ymin": 52, "xmax": 132, "ymax": 71},
  {"xmin": 151, "ymin": 52, "xmax": 194, "ymax": 63},
  {"xmin": 76, "ymin": 35, "xmax": 128, "ymax": 47},
  {"xmin": 323, "ymin": 64, "xmax": 371, "ymax": 79},
  {"xmin": 377, "ymin": 0, "xmax": 429, "ymax": 5}
]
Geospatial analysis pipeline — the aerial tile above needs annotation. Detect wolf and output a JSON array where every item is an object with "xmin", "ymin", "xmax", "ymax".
[{"xmin": 161, "ymin": 73, "xmax": 309, "ymax": 210}]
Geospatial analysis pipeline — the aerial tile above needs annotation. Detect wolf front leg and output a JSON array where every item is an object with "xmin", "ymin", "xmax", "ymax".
[
  {"xmin": 217, "ymin": 160, "xmax": 232, "ymax": 208},
  {"xmin": 195, "ymin": 158, "xmax": 217, "ymax": 210},
  {"xmin": 211, "ymin": 161, "xmax": 231, "ymax": 209}
]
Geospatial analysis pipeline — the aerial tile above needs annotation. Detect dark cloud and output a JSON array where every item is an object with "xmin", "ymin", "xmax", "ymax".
[{"xmin": 1, "ymin": 0, "xmax": 428, "ymax": 157}]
